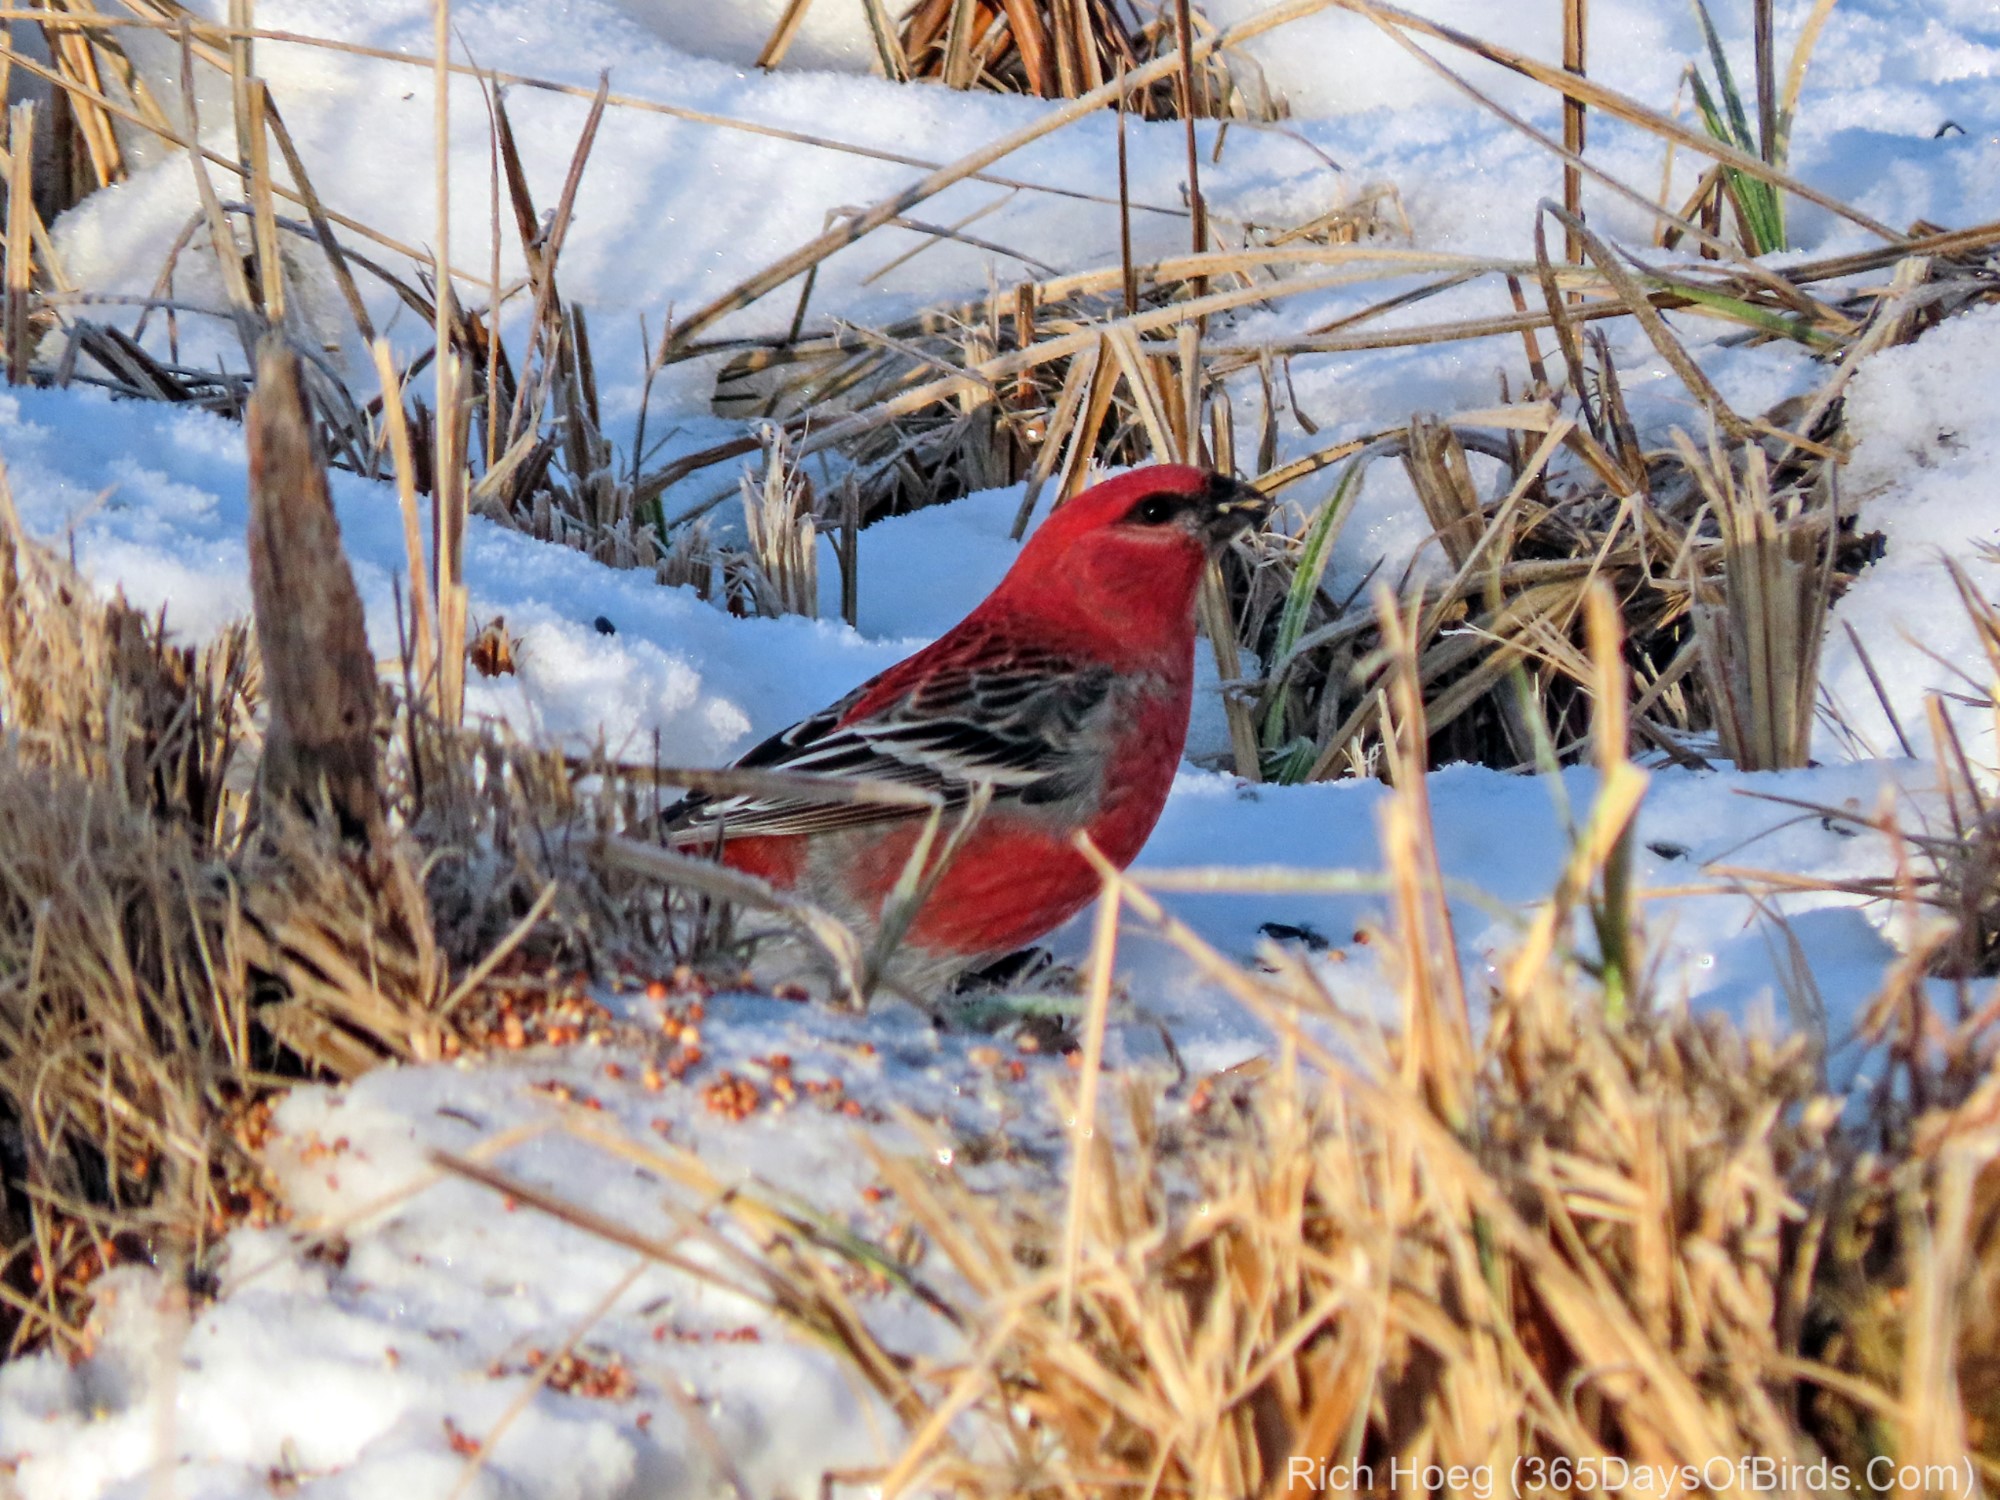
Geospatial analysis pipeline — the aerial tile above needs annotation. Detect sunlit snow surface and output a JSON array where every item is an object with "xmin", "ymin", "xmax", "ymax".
[{"xmin": 2, "ymin": 0, "xmax": 1999, "ymax": 1492}]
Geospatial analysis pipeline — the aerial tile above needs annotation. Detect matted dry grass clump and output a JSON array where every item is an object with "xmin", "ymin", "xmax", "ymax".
[
  {"xmin": 845, "ymin": 940, "xmax": 2000, "ymax": 1496},
  {"xmin": 753, "ymin": 0, "xmax": 1268, "ymax": 119},
  {"xmin": 0, "ymin": 364, "xmax": 733, "ymax": 1355}
]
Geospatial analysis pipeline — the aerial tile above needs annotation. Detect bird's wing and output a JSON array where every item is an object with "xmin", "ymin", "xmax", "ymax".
[{"xmin": 660, "ymin": 651, "xmax": 1118, "ymax": 844}]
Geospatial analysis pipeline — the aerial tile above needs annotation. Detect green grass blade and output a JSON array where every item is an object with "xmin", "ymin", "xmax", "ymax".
[
  {"xmin": 1691, "ymin": 0, "xmax": 1758, "ymax": 155},
  {"xmin": 1727, "ymin": 170, "xmax": 1786, "ymax": 256},
  {"xmin": 1686, "ymin": 46, "xmax": 1787, "ymax": 252},
  {"xmin": 1645, "ymin": 279, "xmax": 1837, "ymax": 347},
  {"xmin": 1260, "ymin": 460, "xmax": 1361, "ymax": 757},
  {"xmin": 1261, "ymin": 735, "xmax": 1319, "ymax": 785},
  {"xmin": 1686, "ymin": 64, "xmax": 1731, "ymax": 152}
]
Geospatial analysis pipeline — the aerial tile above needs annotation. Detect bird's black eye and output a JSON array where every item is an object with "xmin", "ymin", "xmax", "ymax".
[{"xmin": 1127, "ymin": 493, "xmax": 1181, "ymax": 526}]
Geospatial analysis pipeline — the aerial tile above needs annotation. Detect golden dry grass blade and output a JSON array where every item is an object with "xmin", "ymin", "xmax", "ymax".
[
  {"xmin": 4, "ymin": 102, "xmax": 32, "ymax": 384},
  {"xmin": 1201, "ymin": 562, "xmax": 1262, "ymax": 779},
  {"xmin": 369, "ymin": 338, "xmax": 437, "ymax": 708},
  {"xmin": 754, "ymin": 0, "xmax": 817, "ymax": 70},
  {"xmin": 1058, "ymin": 857, "xmax": 1120, "ymax": 1333},
  {"xmin": 245, "ymin": 82, "xmax": 285, "ymax": 323},
  {"xmin": 434, "ymin": 349, "xmax": 469, "ymax": 726}
]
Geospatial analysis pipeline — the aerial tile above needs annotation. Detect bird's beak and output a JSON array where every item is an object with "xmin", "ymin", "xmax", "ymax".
[{"xmin": 1199, "ymin": 472, "xmax": 1271, "ymax": 550}]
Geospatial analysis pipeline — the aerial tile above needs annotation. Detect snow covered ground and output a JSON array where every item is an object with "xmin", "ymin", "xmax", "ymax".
[{"xmin": 2, "ymin": 0, "xmax": 1999, "ymax": 1493}]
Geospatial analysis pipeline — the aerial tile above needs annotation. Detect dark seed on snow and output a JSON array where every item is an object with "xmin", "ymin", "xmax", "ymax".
[{"xmin": 1257, "ymin": 921, "xmax": 1330, "ymax": 952}]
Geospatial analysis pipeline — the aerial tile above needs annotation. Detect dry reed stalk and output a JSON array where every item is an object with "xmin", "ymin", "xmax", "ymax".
[
  {"xmin": 1173, "ymin": 0, "xmax": 1207, "ymax": 262},
  {"xmin": 1200, "ymin": 562, "xmax": 1262, "ymax": 778},
  {"xmin": 27, "ymin": 0, "xmax": 168, "ymax": 207},
  {"xmin": 1562, "ymin": 0, "xmax": 1586, "ymax": 267},
  {"xmin": 1752, "ymin": 0, "xmax": 1776, "ymax": 167},
  {"xmin": 245, "ymin": 82, "xmax": 285, "ymax": 324},
  {"xmin": 1055, "ymin": 851, "xmax": 1119, "ymax": 1335},
  {"xmin": 434, "ymin": 348, "xmax": 470, "ymax": 727},
  {"xmin": 1684, "ymin": 436, "xmax": 1830, "ymax": 771},
  {"xmin": 0, "ymin": 121, "xmax": 73, "ymax": 305},
  {"xmin": 1374, "ymin": 584, "xmax": 1474, "ymax": 1124},
  {"xmin": 427, "ymin": 0, "xmax": 464, "ymax": 732},
  {"xmin": 175, "ymin": 23, "xmax": 255, "ymax": 358},
  {"xmin": 735, "ymin": 426, "xmax": 819, "ymax": 618},
  {"xmin": 755, "ymin": 0, "xmax": 817, "ymax": 69},
  {"xmin": 246, "ymin": 336, "xmax": 384, "ymax": 843},
  {"xmin": 4, "ymin": 101, "xmax": 32, "ymax": 384},
  {"xmin": 370, "ymin": 338, "xmax": 437, "ymax": 713}
]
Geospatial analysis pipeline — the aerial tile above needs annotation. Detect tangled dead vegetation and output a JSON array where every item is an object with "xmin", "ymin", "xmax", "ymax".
[
  {"xmin": 698, "ymin": 216, "xmax": 2000, "ymax": 785},
  {"xmin": 0, "ymin": 343, "xmax": 747, "ymax": 1356},
  {"xmin": 839, "ymin": 916, "xmax": 2000, "ymax": 1496},
  {"xmin": 0, "ymin": 328, "xmax": 1014, "ymax": 1358},
  {"xmin": 756, "ymin": 0, "xmax": 1272, "ymax": 120}
]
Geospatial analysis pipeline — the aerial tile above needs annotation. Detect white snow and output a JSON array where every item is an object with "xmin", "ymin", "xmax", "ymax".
[
  {"xmin": 2, "ymin": 0, "xmax": 1999, "ymax": 1492},
  {"xmin": 1815, "ymin": 300, "xmax": 2000, "ymax": 765}
]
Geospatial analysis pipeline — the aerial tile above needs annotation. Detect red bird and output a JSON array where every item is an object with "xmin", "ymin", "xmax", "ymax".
[{"xmin": 661, "ymin": 465, "xmax": 1269, "ymax": 993}]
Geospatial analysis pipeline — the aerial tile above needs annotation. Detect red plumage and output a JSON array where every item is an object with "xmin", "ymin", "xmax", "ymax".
[{"xmin": 661, "ymin": 464, "xmax": 1269, "ymax": 991}]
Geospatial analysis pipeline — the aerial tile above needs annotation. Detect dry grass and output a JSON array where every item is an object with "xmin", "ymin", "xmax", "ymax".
[
  {"xmin": 0, "ymin": 435, "xmax": 755, "ymax": 1355},
  {"xmin": 755, "ymin": 0, "xmax": 1267, "ymax": 120},
  {"xmin": 842, "ymin": 905, "xmax": 1998, "ymax": 1495}
]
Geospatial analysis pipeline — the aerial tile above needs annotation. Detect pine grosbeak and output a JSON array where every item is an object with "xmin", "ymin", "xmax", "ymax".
[{"xmin": 661, "ymin": 465, "xmax": 1268, "ymax": 991}]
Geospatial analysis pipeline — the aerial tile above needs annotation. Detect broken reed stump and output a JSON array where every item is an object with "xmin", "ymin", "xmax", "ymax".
[{"xmin": 246, "ymin": 334, "xmax": 384, "ymax": 846}]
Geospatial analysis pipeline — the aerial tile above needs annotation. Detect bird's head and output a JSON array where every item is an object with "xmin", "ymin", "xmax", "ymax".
[{"xmin": 989, "ymin": 465, "xmax": 1271, "ymax": 663}]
